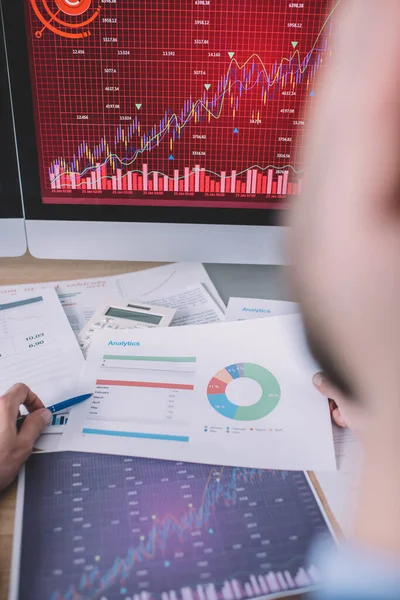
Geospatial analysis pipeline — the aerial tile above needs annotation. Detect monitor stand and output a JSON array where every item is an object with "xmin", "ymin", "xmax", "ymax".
[{"xmin": 0, "ymin": 219, "xmax": 27, "ymax": 257}]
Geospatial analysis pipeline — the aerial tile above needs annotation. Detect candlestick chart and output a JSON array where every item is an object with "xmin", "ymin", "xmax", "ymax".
[
  {"xmin": 17, "ymin": 452, "xmax": 335, "ymax": 600},
  {"xmin": 25, "ymin": 0, "xmax": 340, "ymax": 209}
]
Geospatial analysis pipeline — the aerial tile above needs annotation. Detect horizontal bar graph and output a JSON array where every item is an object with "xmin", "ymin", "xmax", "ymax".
[
  {"xmin": 50, "ymin": 164, "xmax": 302, "ymax": 197},
  {"xmin": 82, "ymin": 429, "xmax": 189, "ymax": 442},
  {"xmin": 96, "ymin": 379, "xmax": 194, "ymax": 391},
  {"xmin": 102, "ymin": 355, "xmax": 196, "ymax": 362}
]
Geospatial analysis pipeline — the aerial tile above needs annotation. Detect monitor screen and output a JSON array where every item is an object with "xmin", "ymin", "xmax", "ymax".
[{"xmin": 3, "ymin": 0, "xmax": 339, "ymax": 228}]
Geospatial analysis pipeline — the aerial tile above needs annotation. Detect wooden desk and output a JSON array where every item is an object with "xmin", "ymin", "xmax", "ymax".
[
  {"xmin": 0, "ymin": 254, "xmax": 338, "ymax": 600},
  {"xmin": 0, "ymin": 253, "xmax": 162, "ymax": 599}
]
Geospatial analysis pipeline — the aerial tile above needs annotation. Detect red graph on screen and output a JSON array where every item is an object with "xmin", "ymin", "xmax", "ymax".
[{"xmin": 26, "ymin": 0, "xmax": 340, "ymax": 209}]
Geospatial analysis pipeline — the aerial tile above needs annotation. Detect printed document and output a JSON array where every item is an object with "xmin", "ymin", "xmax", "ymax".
[
  {"xmin": 0, "ymin": 263, "xmax": 225, "ymax": 334},
  {"xmin": 113, "ymin": 262, "xmax": 225, "ymax": 312},
  {"xmin": 147, "ymin": 284, "xmax": 224, "ymax": 326},
  {"xmin": 61, "ymin": 315, "xmax": 336, "ymax": 471},
  {"xmin": 315, "ymin": 427, "xmax": 363, "ymax": 535},
  {"xmin": 226, "ymin": 297, "xmax": 298, "ymax": 321},
  {"xmin": 224, "ymin": 296, "xmax": 363, "ymax": 535},
  {"xmin": 0, "ymin": 276, "xmax": 120, "ymax": 334},
  {"xmin": 0, "ymin": 289, "xmax": 85, "ymax": 423}
]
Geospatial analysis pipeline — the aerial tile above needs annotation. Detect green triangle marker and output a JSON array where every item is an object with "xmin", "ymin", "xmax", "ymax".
[
  {"xmin": 291, "ymin": 41, "xmax": 298, "ymax": 49},
  {"xmin": 228, "ymin": 52, "xmax": 235, "ymax": 59},
  {"xmin": 204, "ymin": 83, "xmax": 211, "ymax": 91},
  {"xmin": 135, "ymin": 103, "xmax": 142, "ymax": 110}
]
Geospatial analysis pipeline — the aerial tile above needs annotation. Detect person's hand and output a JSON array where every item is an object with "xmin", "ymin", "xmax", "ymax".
[
  {"xmin": 312, "ymin": 371, "xmax": 374, "ymax": 436},
  {"xmin": 313, "ymin": 372, "xmax": 350, "ymax": 429},
  {"xmin": 0, "ymin": 384, "xmax": 52, "ymax": 492}
]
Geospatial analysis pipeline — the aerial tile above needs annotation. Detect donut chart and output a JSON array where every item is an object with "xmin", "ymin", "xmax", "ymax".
[{"xmin": 207, "ymin": 363, "xmax": 280, "ymax": 421}]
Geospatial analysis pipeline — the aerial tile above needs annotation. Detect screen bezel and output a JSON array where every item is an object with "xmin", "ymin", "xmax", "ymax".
[
  {"xmin": 2, "ymin": 0, "xmax": 281, "ymax": 227},
  {"xmin": 0, "ymin": 1, "xmax": 24, "ymax": 219}
]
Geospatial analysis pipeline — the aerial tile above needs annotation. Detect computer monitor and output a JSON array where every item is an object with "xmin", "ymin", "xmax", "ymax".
[
  {"xmin": 2, "ymin": 0, "xmax": 338, "ymax": 263},
  {"xmin": 0, "ymin": 4, "xmax": 26, "ymax": 257}
]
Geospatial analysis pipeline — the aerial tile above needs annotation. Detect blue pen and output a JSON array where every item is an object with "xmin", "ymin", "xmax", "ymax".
[{"xmin": 16, "ymin": 393, "xmax": 92, "ymax": 431}]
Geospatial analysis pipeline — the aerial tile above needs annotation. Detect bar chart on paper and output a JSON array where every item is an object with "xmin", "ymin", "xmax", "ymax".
[
  {"xmin": 17, "ymin": 451, "xmax": 335, "ymax": 600},
  {"xmin": 81, "ymin": 354, "xmax": 196, "ymax": 444},
  {"xmin": 61, "ymin": 315, "xmax": 337, "ymax": 471}
]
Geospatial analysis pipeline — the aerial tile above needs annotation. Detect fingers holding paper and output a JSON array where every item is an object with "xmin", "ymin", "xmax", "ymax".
[
  {"xmin": 313, "ymin": 372, "xmax": 351, "ymax": 429},
  {"xmin": 0, "ymin": 383, "xmax": 51, "ymax": 491}
]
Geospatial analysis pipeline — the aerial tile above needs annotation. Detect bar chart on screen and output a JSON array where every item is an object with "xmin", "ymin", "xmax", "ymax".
[
  {"xmin": 25, "ymin": 0, "xmax": 340, "ymax": 209},
  {"xmin": 15, "ymin": 452, "xmax": 336, "ymax": 600}
]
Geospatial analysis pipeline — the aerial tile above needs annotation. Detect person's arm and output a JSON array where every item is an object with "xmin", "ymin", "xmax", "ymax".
[
  {"xmin": 313, "ymin": 372, "xmax": 400, "ymax": 599},
  {"xmin": 0, "ymin": 383, "xmax": 51, "ymax": 491}
]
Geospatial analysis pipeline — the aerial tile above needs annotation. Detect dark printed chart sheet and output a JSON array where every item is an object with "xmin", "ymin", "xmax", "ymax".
[{"xmin": 13, "ymin": 452, "xmax": 335, "ymax": 600}]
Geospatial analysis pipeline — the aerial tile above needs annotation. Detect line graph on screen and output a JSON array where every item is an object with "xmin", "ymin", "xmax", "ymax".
[{"xmin": 26, "ymin": 0, "xmax": 340, "ymax": 209}]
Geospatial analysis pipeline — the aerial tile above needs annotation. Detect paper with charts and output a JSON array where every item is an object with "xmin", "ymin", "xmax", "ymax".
[
  {"xmin": 11, "ymin": 452, "xmax": 336, "ymax": 600},
  {"xmin": 61, "ymin": 315, "xmax": 336, "ymax": 471},
  {"xmin": 0, "ymin": 262, "xmax": 225, "ymax": 335},
  {"xmin": 0, "ymin": 289, "xmax": 85, "ymax": 431}
]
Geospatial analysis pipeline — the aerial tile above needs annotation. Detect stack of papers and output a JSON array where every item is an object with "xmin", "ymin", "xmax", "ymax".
[
  {"xmin": 0, "ymin": 267, "xmax": 338, "ymax": 473},
  {"xmin": 59, "ymin": 315, "xmax": 336, "ymax": 471},
  {"xmin": 1, "ymin": 267, "xmax": 354, "ymax": 526},
  {"xmin": 0, "ymin": 262, "xmax": 225, "ymax": 334},
  {"xmin": 5, "ymin": 269, "xmax": 343, "ymax": 600},
  {"xmin": 0, "ymin": 263, "xmax": 225, "ymax": 449}
]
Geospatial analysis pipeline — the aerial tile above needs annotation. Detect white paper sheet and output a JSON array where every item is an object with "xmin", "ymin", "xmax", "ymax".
[
  {"xmin": 148, "ymin": 283, "xmax": 225, "ymax": 326},
  {"xmin": 226, "ymin": 297, "xmax": 298, "ymax": 321},
  {"xmin": 0, "ymin": 263, "xmax": 225, "ymax": 334},
  {"xmin": 0, "ymin": 276, "xmax": 122, "ymax": 334},
  {"xmin": 223, "ymin": 296, "xmax": 363, "ymax": 536},
  {"xmin": 60, "ymin": 315, "xmax": 336, "ymax": 471},
  {"xmin": 113, "ymin": 262, "xmax": 225, "ymax": 312},
  {"xmin": 315, "ymin": 427, "xmax": 363, "ymax": 535},
  {"xmin": 0, "ymin": 289, "xmax": 85, "ymax": 428}
]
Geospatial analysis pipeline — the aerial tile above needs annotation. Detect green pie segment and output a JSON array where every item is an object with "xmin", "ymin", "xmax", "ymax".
[{"xmin": 207, "ymin": 362, "xmax": 280, "ymax": 421}]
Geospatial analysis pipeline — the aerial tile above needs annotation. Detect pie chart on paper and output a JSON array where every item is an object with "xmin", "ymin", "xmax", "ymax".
[{"xmin": 207, "ymin": 362, "xmax": 281, "ymax": 421}]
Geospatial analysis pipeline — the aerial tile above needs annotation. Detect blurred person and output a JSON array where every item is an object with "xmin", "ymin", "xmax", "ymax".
[{"xmin": 289, "ymin": 0, "xmax": 400, "ymax": 598}]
